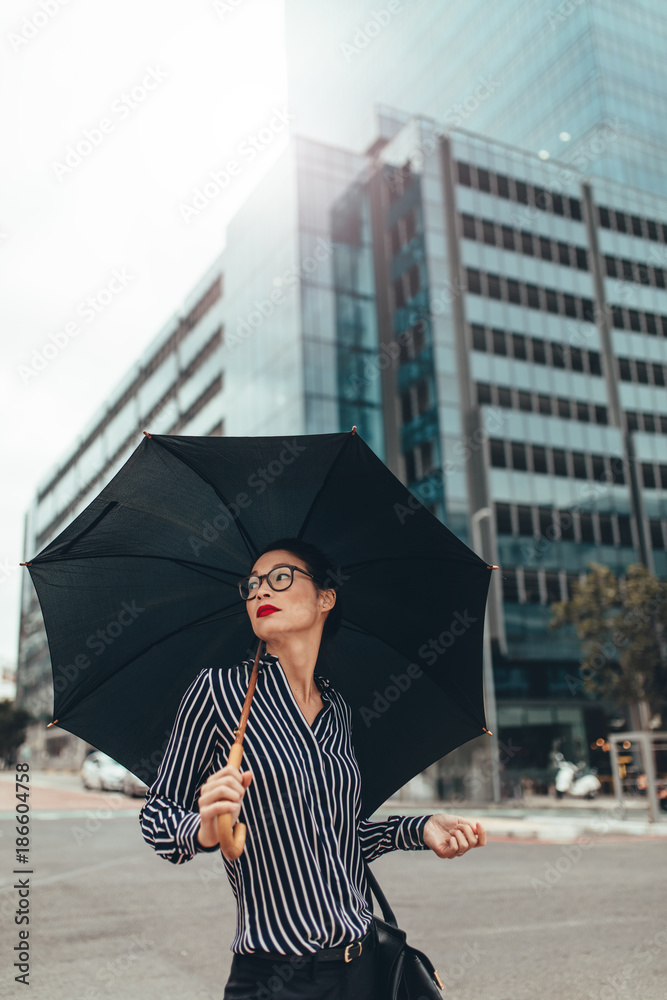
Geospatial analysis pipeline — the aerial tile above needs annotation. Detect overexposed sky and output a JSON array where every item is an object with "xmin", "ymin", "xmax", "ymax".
[{"xmin": 0, "ymin": 0, "xmax": 290, "ymax": 672}]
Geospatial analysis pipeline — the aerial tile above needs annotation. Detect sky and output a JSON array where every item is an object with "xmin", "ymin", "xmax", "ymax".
[{"xmin": 0, "ymin": 0, "xmax": 290, "ymax": 679}]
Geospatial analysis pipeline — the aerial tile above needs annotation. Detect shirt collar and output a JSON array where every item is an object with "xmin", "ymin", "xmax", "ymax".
[{"xmin": 258, "ymin": 652, "xmax": 331, "ymax": 698}]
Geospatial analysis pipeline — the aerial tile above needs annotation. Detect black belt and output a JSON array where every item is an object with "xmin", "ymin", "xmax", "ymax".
[{"xmin": 242, "ymin": 925, "xmax": 374, "ymax": 965}]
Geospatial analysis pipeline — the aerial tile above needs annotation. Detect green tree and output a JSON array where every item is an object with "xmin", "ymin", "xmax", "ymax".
[
  {"xmin": 0, "ymin": 700, "xmax": 32, "ymax": 767},
  {"xmin": 550, "ymin": 563, "xmax": 667, "ymax": 729}
]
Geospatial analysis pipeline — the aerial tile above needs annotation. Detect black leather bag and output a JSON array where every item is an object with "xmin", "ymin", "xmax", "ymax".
[{"xmin": 364, "ymin": 862, "xmax": 444, "ymax": 999}]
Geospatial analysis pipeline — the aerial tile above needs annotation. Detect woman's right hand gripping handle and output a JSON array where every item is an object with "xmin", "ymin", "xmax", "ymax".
[{"xmin": 197, "ymin": 763, "xmax": 253, "ymax": 859}]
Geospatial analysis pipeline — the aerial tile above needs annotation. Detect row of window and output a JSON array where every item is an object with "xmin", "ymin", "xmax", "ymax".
[
  {"xmin": 610, "ymin": 302, "xmax": 667, "ymax": 336},
  {"xmin": 495, "ymin": 502, "xmax": 639, "ymax": 548},
  {"xmin": 477, "ymin": 382, "xmax": 609, "ymax": 425},
  {"xmin": 617, "ymin": 355, "xmax": 667, "ymax": 387},
  {"xmin": 390, "ymin": 207, "xmax": 419, "ymax": 256},
  {"xmin": 626, "ymin": 410, "xmax": 667, "ymax": 435},
  {"xmin": 456, "ymin": 161, "xmax": 583, "ymax": 221},
  {"xmin": 461, "ymin": 213, "xmax": 588, "ymax": 270},
  {"xmin": 605, "ymin": 254, "xmax": 666, "ymax": 289},
  {"xmin": 393, "ymin": 263, "xmax": 422, "ymax": 309},
  {"xmin": 598, "ymin": 205, "xmax": 667, "ymax": 244},
  {"xmin": 467, "ymin": 267, "xmax": 595, "ymax": 320},
  {"xmin": 470, "ymin": 323, "xmax": 602, "ymax": 374},
  {"xmin": 36, "ymin": 277, "xmax": 223, "ymax": 502},
  {"xmin": 490, "ymin": 437, "xmax": 667, "ymax": 490},
  {"xmin": 502, "ymin": 568, "xmax": 607, "ymax": 606}
]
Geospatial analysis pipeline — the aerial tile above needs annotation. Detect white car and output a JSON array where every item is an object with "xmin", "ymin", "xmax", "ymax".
[{"xmin": 81, "ymin": 751, "xmax": 128, "ymax": 792}]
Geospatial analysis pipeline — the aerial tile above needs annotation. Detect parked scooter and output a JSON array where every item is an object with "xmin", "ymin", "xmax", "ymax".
[{"xmin": 554, "ymin": 754, "xmax": 602, "ymax": 799}]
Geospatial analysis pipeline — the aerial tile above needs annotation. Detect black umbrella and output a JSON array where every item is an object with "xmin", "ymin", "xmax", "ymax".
[{"xmin": 23, "ymin": 428, "xmax": 492, "ymax": 816}]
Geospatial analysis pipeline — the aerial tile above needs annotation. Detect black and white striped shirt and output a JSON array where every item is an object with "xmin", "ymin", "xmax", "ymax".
[{"xmin": 140, "ymin": 653, "xmax": 431, "ymax": 955}]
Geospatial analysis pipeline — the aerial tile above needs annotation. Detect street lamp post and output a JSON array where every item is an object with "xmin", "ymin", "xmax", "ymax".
[{"xmin": 471, "ymin": 507, "xmax": 501, "ymax": 804}]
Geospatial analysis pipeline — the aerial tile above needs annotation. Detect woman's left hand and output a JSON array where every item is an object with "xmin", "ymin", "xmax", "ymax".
[{"xmin": 423, "ymin": 812, "xmax": 486, "ymax": 859}]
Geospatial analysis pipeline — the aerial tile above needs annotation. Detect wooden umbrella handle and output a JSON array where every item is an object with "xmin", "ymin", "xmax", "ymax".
[
  {"xmin": 217, "ymin": 743, "xmax": 246, "ymax": 860},
  {"xmin": 216, "ymin": 641, "xmax": 264, "ymax": 861}
]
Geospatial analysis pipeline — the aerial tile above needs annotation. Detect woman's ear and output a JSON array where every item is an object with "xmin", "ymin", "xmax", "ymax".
[{"xmin": 320, "ymin": 589, "xmax": 336, "ymax": 610}]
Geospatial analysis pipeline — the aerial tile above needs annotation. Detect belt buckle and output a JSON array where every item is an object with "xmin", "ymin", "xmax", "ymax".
[{"xmin": 344, "ymin": 941, "xmax": 362, "ymax": 963}]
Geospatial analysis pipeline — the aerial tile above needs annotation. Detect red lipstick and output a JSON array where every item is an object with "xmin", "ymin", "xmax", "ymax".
[{"xmin": 257, "ymin": 605, "xmax": 280, "ymax": 618}]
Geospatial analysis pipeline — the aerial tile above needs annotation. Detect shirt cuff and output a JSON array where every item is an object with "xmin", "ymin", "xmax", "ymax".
[
  {"xmin": 176, "ymin": 812, "xmax": 219, "ymax": 855},
  {"xmin": 392, "ymin": 814, "xmax": 432, "ymax": 850}
]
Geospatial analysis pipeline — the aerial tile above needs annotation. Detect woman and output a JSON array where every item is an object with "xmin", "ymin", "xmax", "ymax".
[{"xmin": 140, "ymin": 538, "xmax": 486, "ymax": 999}]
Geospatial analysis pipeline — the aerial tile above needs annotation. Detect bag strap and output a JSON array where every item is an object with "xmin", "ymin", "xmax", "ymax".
[{"xmin": 363, "ymin": 861, "xmax": 399, "ymax": 928}]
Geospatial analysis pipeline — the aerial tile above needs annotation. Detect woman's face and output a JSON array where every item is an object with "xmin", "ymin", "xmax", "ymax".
[{"xmin": 245, "ymin": 549, "xmax": 334, "ymax": 644}]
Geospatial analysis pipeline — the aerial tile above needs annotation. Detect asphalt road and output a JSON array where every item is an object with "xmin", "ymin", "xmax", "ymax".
[{"xmin": 1, "ymin": 808, "xmax": 666, "ymax": 1000}]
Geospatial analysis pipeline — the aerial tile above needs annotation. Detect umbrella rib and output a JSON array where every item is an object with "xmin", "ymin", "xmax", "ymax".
[
  {"xmin": 146, "ymin": 436, "xmax": 259, "ymax": 561},
  {"xmin": 296, "ymin": 433, "xmax": 355, "ymax": 542},
  {"xmin": 56, "ymin": 501, "xmax": 119, "ymax": 557},
  {"xmin": 32, "ymin": 551, "xmax": 247, "ymax": 583}
]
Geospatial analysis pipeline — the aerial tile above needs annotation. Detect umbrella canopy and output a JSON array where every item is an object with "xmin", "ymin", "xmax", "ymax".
[{"xmin": 24, "ymin": 429, "xmax": 491, "ymax": 814}]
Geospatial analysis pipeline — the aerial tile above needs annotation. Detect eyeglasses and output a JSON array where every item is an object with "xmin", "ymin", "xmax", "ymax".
[{"xmin": 237, "ymin": 564, "xmax": 316, "ymax": 601}]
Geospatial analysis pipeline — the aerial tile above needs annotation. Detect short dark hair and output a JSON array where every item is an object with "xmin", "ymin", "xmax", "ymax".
[{"xmin": 252, "ymin": 537, "xmax": 342, "ymax": 640}]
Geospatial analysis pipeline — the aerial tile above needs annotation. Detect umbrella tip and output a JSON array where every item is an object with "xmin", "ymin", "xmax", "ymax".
[
  {"xmin": 19, "ymin": 562, "xmax": 31, "ymax": 567},
  {"xmin": 46, "ymin": 719, "xmax": 59, "ymax": 729},
  {"xmin": 351, "ymin": 425, "xmax": 357, "ymax": 435},
  {"xmin": 487, "ymin": 565, "xmax": 499, "ymax": 570},
  {"xmin": 143, "ymin": 430, "xmax": 152, "ymax": 438},
  {"xmin": 482, "ymin": 726, "xmax": 493, "ymax": 736}
]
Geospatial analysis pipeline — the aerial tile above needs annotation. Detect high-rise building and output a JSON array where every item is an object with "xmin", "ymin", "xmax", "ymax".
[
  {"xmin": 18, "ymin": 1, "xmax": 667, "ymax": 790},
  {"xmin": 285, "ymin": 0, "xmax": 667, "ymax": 196}
]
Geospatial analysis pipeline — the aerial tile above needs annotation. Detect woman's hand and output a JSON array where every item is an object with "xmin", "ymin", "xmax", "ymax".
[
  {"xmin": 196, "ymin": 766, "xmax": 253, "ymax": 850},
  {"xmin": 423, "ymin": 812, "xmax": 486, "ymax": 859}
]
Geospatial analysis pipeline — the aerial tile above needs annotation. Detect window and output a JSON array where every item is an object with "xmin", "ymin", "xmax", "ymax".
[
  {"xmin": 471, "ymin": 324, "xmax": 487, "ymax": 351},
  {"xmin": 591, "ymin": 455, "xmax": 606, "ymax": 481},
  {"xmin": 572, "ymin": 452, "xmax": 588, "ymax": 479},
  {"xmin": 647, "ymin": 220, "xmax": 658, "ymax": 240},
  {"xmin": 405, "ymin": 450, "xmax": 416, "ymax": 481},
  {"xmin": 652, "ymin": 363, "xmax": 665, "ymax": 386},
  {"xmin": 538, "ymin": 395, "xmax": 552, "ymax": 415},
  {"xmin": 554, "ymin": 348, "xmax": 569, "ymax": 373},
  {"xmin": 579, "ymin": 512, "xmax": 595, "ymax": 542},
  {"xmin": 538, "ymin": 507, "xmax": 552, "ymax": 534},
  {"xmin": 595, "ymin": 405, "xmax": 608, "ymax": 425},
  {"xmin": 518, "ymin": 391, "xmax": 532, "ymax": 412},
  {"xmin": 605, "ymin": 256, "xmax": 618, "ymax": 277},
  {"xmin": 492, "ymin": 329, "xmax": 507, "ymax": 355},
  {"xmin": 502, "ymin": 568, "xmax": 519, "ymax": 602},
  {"xmin": 631, "ymin": 216, "xmax": 643, "ymax": 237},
  {"xmin": 650, "ymin": 521, "xmax": 665, "ymax": 549},
  {"xmin": 598, "ymin": 206, "xmax": 611, "ymax": 228},
  {"xmin": 555, "ymin": 511, "xmax": 575, "ymax": 540},
  {"xmin": 588, "ymin": 352, "xmax": 602, "ymax": 375},
  {"xmin": 617, "ymin": 514, "xmax": 633, "ymax": 546},
  {"xmin": 557, "ymin": 398, "xmax": 571, "ymax": 419},
  {"xmin": 462, "ymin": 214, "xmax": 476, "ymax": 239},
  {"xmin": 521, "ymin": 231, "xmax": 534, "ymax": 255},
  {"xmin": 646, "ymin": 313, "xmax": 658, "ymax": 335},
  {"xmin": 507, "ymin": 279, "xmax": 521, "ymax": 303},
  {"xmin": 512, "ymin": 333, "xmax": 527, "ymax": 359},
  {"xmin": 621, "ymin": 259, "xmax": 634, "ymax": 282},
  {"xmin": 575, "ymin": 247, "xmax": 588, "ymax": 270},
  {"xmin": 496, "ymin": 174, "xmax": 510, "ymax": 198},
  {"xmin": 558, "ymin": 243, "xmax": 570, "ymax": 266},
  {"xmin": 552, "ymin": 449, "xmax": 568, "ymax": 476},
  {"xmin": 526, "ymin": 285, "xmax": 540, "ymax": 309},
  {"xmin": 635, "ymin": 361, "xmax": 649, "ymax": 384},
  {"xmin": 581, "ymin": 298, "xmax": 595, "ymax": 322},
  {"xmin": 408, "ymin": 264, "xmax": 420, "ymax": 298},
  {"xmin": 643, "ymin": 414, "xmax": 655, "ymax": 433},
  {"xmin": 615, "ymin": 211, "xmax": 628, "ymax": 233},
  {"xmin": 512, "ymin": 442, "xmax": 528, "ymax": 471},
  {"xmin": 611, "ymin": 458, "xmax": 625, "ymax": 484},
  {"xmin": 467, "ymin": 268, "xmax": 482, "ymax": 294},
  {"xmin": 487, "ymin": 274, "xmax": 502, "ymax": 299},
  {"xmin": 457, "ymin": 161, "xmax": 471, "ymax": 186},
  {"xmin": 642, "ymin": 463, "xmax": 656, "ymax": 489},
  {"xmin": 533, "ymin": 187, "xmax": 548, "ymax": 211},
  {"xmin": 476, "ymin": 382, "xmax": 492, "ymax": 405},
  {"xmin": 523, "ymin": 570, "xmax": 541, "ymax": 603},
  {"xmin": 546, "ymin": 289, "xmax": 559, "ymax": 313},
  {"xmin": 570, "ymin": 347, "xmax": 584, "ymax": 371},
  {"xmin": 653, "ymin": 268, "xmax": 666, "ymax": 289},
  {"xmin": 498, "ymin": 386, "xmax": 512, "ymax": 408},
  {"xmin": 552, "ymin": 194, "xmax": 564, "ymax": 216},
  {"xmin": 482, "ymin": 219, "xmax": 496, "ymax": 245},
  {"xmin": 539, "ymin": 236, "xmax": 552, "ymax": 260},
  {"xmin": 490, "ymin": 439, "xmax": 506, "ymax": 467},
  {"xmin": 517, "ymin": 505, "xmax": 533, "ymax": 534},
  {"xmin": 612, "ymin": 306, "xmax": 625, "ymax": 329},
  {"xmin": 569, "ymin": 198, "xmax": 582, "ymax": 220},
  {"xmin": 532, "ymin": 445, "xmax": 548, "ymax": 473},
  {"xmin": 531, "ymin": 338, "xmax": 546, "ymax": 364},
  {"xmin": 502, "ymin": 225, "xmax": 515, "ymax": 250},
  {"xmin": 576, "ymin": 402, "xmax": 590, "ymax": 422},
  {"xmin": 564, "ymin": 294, "xmax": 577, "ymax": 318},
  {"xmin": 660, "ymin": 465, "xmax": 667, "ymax": 489},
  {"xmin": 618, "ymin": 358, "xmax": 632, "ymax": 381},
  {"xmin": 599, "ymin": 514, "xmax": 614, "ymax": 545},
  {"xmin": 477, "ymin": 167, "xmax": 491, "ymax": 192},
  {"xmin": 629, "ymin": 310, "xmax": 641, "ymax": 332},
  {"xmin": 515, "ymin": 180, "xmax": 528, "ymax": 204},
  {"xmin": 401, "ymin": 391, "xmax": 412, "ymax": 423},
  {"xmin": 420, "ymin": 440, "xmax": 434, "ymax": 474},
  {"xmin": 545, "ymin": 572, "xmax": 561, "ymax": 603},
  {"xmin": 394, "ymin": 278, "xmax": 405, "ymax": 308},
  {"xmin": 626, "ymin": 411, "xmax": 639, "ymax": 431},
  {"xmin": 495, "ymin": 503, "xmax": 513, "ymax": 534}
]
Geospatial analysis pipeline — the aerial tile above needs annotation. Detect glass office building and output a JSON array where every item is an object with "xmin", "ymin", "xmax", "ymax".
[{"xmin": 285, "ymin": 0, "xmax": 667, "ymax": 197}]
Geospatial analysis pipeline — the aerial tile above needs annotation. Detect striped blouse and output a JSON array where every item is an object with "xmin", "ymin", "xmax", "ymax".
[{"xmin": 140, "ymin": 652, "xmax": 431, "ymax": 955}]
